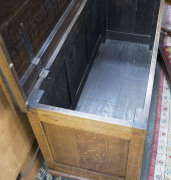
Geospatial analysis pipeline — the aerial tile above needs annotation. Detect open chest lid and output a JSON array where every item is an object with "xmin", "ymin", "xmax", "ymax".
[{"xmin": 0, "ymin": 0, "xmax": 83, "ymax": 112}]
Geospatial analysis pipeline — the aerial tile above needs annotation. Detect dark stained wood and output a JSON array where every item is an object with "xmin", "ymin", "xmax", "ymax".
[
  {"xmin": 100, "ymin": 0, "xmax": 106, "ymax": 42},
  {"xmin": 0, "ymin": 0, "xmax": 26, "ymax": 28},
  {"xmin": 106, "ymin": 0, "xmax": 137, "ymax": 33},
  {"xmin": 106, "ymin": 31, "xmax": 150, "ymax": 44},
  {"xmin": 85, "ymin": 0, "xmax": 101, "ymax": 63},
  {"xmin": 21, "ymin": 0, "xmax": 82, "ymax": 97},
  {"xmin": 40, "ymin": 61, "xmax": 71, "ymax": 109},
  {"xmin": 39, "ymin": 0, "xmax": 103, "ymax": 109},
  {"xmin": 36, "ymin": 0, "xmax": 83, "ymax": 68},
  {"xmin": 106, "ymin": 0, "xmax": 158, "ymax": 40},
  {"xmin": 0, "ymin": 0, "xmax": 160, "ymax": 99},
  {"xmin": 0, "ymin": 0, "xmax": 71, "ymax": 78},
  {"xmin": 64, "ymin": 19, "xmax": 88, "ymax": 108},
  {"xmin": 134, "ymin": 0, "xmax": 155, "ymax": 35}
]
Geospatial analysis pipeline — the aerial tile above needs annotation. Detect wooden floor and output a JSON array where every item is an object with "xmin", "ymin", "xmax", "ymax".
[{"xmin": 76, "ymin": 39, "xmax": 152, "ymax": 122}]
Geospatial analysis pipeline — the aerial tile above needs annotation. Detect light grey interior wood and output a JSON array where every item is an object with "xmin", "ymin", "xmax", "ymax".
[{"xmin": 76, "ymin": 39, "xmax": 152, "ymax": 122}]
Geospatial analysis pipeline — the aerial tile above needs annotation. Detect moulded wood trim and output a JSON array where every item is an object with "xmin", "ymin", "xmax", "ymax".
[
  {"xmin": 27, "ymin": 111, "xmax": 54, "ymax": 164},
  {"xmin": 48, "ymin": 163, "xmax": 125, "ymax": 180},
  {"xmin": 30, "ymin": 108, "xmax": 146, "ymax": 140},
  {"xmin": 29, "ymin": 102, "xmax": 147, "ymax": 130},
  {"xmin": 48, "ymin": 169, "xmax": 90, "ymax": 180},
  {"xmin": 106, "ymin": 30, "xmax": 151, "ymax": 44},
  {"xmin": 126, "ymin": 135, "xmax": 146, "ymax": 180}
]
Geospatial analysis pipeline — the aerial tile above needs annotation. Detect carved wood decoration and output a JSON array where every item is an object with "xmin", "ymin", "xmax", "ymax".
[
  {"xmin": 0, "ymin": 0, "xmax": 26, "ymax": 27},
  {"xmin": 0, "ymin": 0, "xmax": 71, "ymax": 78}
]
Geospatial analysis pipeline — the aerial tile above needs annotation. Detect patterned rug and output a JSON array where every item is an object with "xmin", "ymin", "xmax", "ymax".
[
  {"xmin": 36, "ymin": 162, "xmax": 61, "ymax": 180},
  {"xmin": 148, "ymin": 5, "xmax": 171, "ymax": 180}
]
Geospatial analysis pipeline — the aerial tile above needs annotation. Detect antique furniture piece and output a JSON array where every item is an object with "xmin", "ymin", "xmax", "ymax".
[{"xmin": 0, "ymin": 0, "xmax": 164, "ymax": 179}]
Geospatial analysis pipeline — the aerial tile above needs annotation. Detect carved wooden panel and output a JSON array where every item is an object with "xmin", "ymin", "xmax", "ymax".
[
  {"xmin": 85, "ymin": 0, "xmax": 101, "ymax": 62},
  {"xmin": 40, "ymin": 61, "xmax": 71, "ymax": 109},
  {"xmin": 0, "ymin": 0, "xmax": 25, "ymax": 27},
  {"xmin": 0, "ymin": 0, "xmax": 71, "ymax": 78},
  {"xmin": 42, "ymin": 122, "xmax": 130, "ymax": 178}
]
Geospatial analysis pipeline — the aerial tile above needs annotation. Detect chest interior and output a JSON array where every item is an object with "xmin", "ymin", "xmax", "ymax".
[{"xmin": 1, "ymin": 0, "xmax": 160, "ymax": 123}]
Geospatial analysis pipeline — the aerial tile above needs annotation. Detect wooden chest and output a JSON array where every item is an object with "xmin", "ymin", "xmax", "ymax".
[{"xmin": 0, "ymin": 0, "xmax": 164, "ymax": 179}]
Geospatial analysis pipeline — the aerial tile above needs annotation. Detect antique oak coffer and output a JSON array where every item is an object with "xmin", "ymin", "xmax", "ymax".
[{"xmin": 0, "ymin": 0, "xmax": 164, "ymax": 179}]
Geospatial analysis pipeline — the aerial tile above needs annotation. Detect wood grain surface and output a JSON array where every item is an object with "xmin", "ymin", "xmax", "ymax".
[
  {"xmin": 0, "ymin": 84, "xmax": 34, "ymax": 180},
  {"xmin": 106, "ymin": 0, "xmax": 159, "ymax": 36},
  {"xmin": 27, "ymin": 108, "xmax": 146, "ymax": 179},
  {"xmin": 0, "ymin": 0, "xmax": 26, "ymax": 28},
  {"xmin": 40, "ymin": 61, "xmax": 72, "ymax": 109},
  {"xmin": 19, "ymin": 141, "xmax": 44, "ymax": 180},
  {"xmin": 0, "ymin": 0, "xmax": 71, "ymax": 78},
  {"xmin": 43, "ymin": 122, "xmax": 130, "ymax": 177}
]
